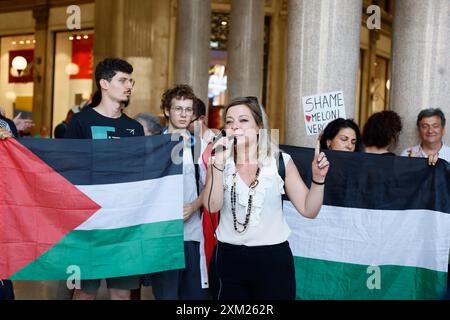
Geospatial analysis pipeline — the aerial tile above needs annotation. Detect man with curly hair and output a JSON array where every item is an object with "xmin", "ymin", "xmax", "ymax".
[{"xmin": 149, "ymin": 84, "xmax": 211, "ymax": 300}]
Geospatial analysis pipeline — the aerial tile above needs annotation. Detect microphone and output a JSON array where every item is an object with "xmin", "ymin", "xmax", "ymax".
[
  {"xmin": 212, "ymin": 129, "xmax": 226, "ymax": 142},
  {"xmin": 211, "ymin": 129, "xmax": 232, "ymax": 156}
]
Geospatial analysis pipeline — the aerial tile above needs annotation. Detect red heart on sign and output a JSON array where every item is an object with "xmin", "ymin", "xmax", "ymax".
[{"xmin": 306, "ymin": 115, "xmax": 312, "ymax": 122}]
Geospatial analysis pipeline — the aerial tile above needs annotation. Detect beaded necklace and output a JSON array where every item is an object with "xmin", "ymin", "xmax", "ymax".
[{"xmin": 230, "ymin": 167, "xmax": 260, "ymax": 233}]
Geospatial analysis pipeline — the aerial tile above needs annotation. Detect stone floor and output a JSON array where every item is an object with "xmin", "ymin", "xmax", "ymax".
[{"xmin": 12, "ymin": 280, "xmax": 155, "ymax": 300}]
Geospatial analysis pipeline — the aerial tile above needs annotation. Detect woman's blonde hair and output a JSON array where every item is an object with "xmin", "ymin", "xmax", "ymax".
[{"xmin": 223, "ymin": 96, "xmax": 279, "ymax": 167}]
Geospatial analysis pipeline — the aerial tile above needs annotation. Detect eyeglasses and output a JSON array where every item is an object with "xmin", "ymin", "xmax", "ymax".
[
  {"xmin": 117, "ymin": 77, "xmax": 135, "ymax": 87},
  {"xmin": 172, "ymin": 106, "xmax": 194, "ymax": 115}
]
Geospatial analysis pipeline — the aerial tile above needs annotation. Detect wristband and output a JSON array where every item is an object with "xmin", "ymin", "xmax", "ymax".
[{"xmin": 311, "ymin": 178, "xmax": 325, "ymax": 185}]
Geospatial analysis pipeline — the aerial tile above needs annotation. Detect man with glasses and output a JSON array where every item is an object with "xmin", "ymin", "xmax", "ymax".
[
  {"xmin": 65, "ymin": 58, "xmax": 144, "ymax": 300},
  {"xmin": 65, "ymin": 58, "xmax": 142, "ymax": 140},
  {"xmin": 401, "ymin": 108, "xmax": 449, "ymax": 164},
  {"xmin": 150, "ymin": 84, "xmax": 210, "ymax": 300}
]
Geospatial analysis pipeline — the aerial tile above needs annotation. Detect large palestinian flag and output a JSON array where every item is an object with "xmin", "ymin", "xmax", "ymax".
[
  {"xmin": 281, "ymin": 145, "xmax": 450, "ymax": 300},
  {"xmin": 0, "ymin": 135, "xmax": 184, "ymax": 280}
]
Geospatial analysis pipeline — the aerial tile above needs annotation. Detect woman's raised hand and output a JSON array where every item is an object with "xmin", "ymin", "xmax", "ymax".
[{"xmin": 312, "ymin": 139, "xmax": 329, "ymax": 183}]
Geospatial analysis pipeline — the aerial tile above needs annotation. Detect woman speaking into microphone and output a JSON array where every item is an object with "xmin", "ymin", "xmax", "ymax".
[{"xmin": 203, "ymin": 96, "xmax": 330, "ymax": 300}]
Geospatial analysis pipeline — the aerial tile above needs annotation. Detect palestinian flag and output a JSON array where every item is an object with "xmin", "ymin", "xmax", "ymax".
[
  {"xmin": 281, "ymin": 145, "xmax": 450, "ymax": 300},
  {"xmin": 0, "ymin": 135, "xmax": 184, "ymax": 280}
]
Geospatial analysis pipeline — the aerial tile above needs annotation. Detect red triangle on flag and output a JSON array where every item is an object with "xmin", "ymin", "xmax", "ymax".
[{"xmin": 0, "ymin": 139, "xmax": 100, "ymax": 279}]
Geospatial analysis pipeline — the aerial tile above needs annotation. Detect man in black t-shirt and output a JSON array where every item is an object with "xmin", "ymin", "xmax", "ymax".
[
  {"xmin": 65, "ymin": 61, "xmax": 143, "ymax": 140},
  {"xmin": 65, "ymin": 58, "xmax": 144, "ymax": 300}
]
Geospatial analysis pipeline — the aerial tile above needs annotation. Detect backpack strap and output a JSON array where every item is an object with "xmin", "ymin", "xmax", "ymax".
[
  {"xmin": 191, "ymin": 141, "xmax": 201, "ymax": 198},
  {"xmin": 278, "ymin": 151, "xmax": 285, "ymax": 183},
  {"xmin": 278, "ymin": 152, "xmax": 289, "ymax": 205}
]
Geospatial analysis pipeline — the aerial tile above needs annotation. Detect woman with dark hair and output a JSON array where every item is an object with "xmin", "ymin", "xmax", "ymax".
[
  {"xmin": 320, "ymin": 118, "xmax": 363, "ymax": 152},
  {"xmin": 203, "ymin": 96, "xmax": 330, "ymax": 300},
  {"xmin": 362, "ymin": 111, "xmax": 402, "ymax": 155}
]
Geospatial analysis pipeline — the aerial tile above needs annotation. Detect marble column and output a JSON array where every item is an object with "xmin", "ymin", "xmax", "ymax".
[
  {"xmin": 94, "ymin": 0, "xmax": 173, "ymax": 117},
  {"xmin": 266, "ymin": 0, "xmax": 288, "ymax": 143},
  {"xmin": 390, "ymin": 0, "xmax": 450, "ymax": 151},
  {"xmin": 285, "ymin": 0, "xmax": 362, "ymax": 147},
  {"xmin": 174, "ymin": 0, "xmax": 211, "ymax": 106},
  {"xmin": 31, "ymin": 6, "xmax": 49, "ymax": 136},
  {"xmin": 228, "ymin": 0, "xmax": 265, "ymax": 101}
]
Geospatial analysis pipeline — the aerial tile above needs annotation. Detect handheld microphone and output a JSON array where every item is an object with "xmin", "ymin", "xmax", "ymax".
[
  {"xmin": 213, "ymin": 129, "xmax": 226, "ymax": 142},
  {"xmin": 211, "ymin": 129, "xmax": 231, "ymax": 156}
]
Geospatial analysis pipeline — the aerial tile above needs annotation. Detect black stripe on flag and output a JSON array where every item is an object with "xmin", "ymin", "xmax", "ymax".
[
  {"xmin": 280, "ymin": 145, "xmax": 450, "ymax": 214},
  {"xmin": 20, "ymin": 135, "xmax": 183, "ymax": 185}
]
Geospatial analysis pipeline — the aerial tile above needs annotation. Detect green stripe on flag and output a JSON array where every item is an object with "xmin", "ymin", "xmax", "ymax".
[
  {"xmin": 10, "ymin": 220, "xmax": 184, "ymax": 280},
  {"xmin": 294, "ymin": 256, "xmax": 448, "ymax": 300}
]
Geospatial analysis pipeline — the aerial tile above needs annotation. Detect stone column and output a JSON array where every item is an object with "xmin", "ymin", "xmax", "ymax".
[
  {"xmin": 285, "ymin": 0, "xmax": 362, "ymax": 147},
  {"xmin": 94, "ymin": 0, "xmax": 174, "ymax": 117},
  {"xmin": 228, "ymin": 0, "xmax": 265, "ymax": 101},
  {"xmin": 31, "ymin": 6, "xmax": 49, "ymax": 136},
  {"xmin": 174, "ymin": 0, "xmax": 211, "ymax": 105},
  {"xmin": 266, "ymin": 0, "xmax": 288, "ymax": 143},
  {"xmin": 390, "ymin": 0, "xmax": 450, "ymax": 151}
]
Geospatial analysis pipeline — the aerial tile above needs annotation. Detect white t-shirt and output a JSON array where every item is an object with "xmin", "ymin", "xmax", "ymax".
[
  {"xmin": 164, "ymin": 129, "xmax": 207, "ymax": 242},
  {"xmin": 183, "ymin": 138, "xmax": 210, "ymax": 242},
  {"xmin": 400, "ymin": 144, "xmax": 450, "ymax": 163},
  {"xmin": 216, "ymin": 153, "xmax": 292, "ymax": 246}
]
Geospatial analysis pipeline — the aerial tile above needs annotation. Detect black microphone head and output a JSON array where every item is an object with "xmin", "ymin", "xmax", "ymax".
[
  {"xmin": 213, "ymin": 129, "xmax": 226, "ymax": 142},
  {"xmin": 211, "ymin": 129, "xmax": 229, "ymax": 156}
]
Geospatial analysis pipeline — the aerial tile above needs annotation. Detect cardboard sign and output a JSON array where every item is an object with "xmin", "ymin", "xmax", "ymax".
[{"xmin": 302, "ymin": 91, "xmax": 346, "ymax": 135}]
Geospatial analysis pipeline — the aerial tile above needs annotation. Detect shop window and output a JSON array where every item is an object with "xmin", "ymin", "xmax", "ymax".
[
  {"xmin": 369, "ymin": 55, "xmax": 390, "ymax": 113},
  {"xmin": 52, "ymin": 30, "xmax": 94, "ymax": 133},
  {"xmin": 0, "ymin": 34, "xmax": 35, "ymax": 123}
]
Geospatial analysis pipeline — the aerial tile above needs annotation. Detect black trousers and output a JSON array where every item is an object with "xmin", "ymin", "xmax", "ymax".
[
  {"xmin": 210, "ymin": 241, "xmax": 295, "ymax": 300},
  {"xmin": 0, "ymin": 280, "xmax": 14, "ymax": 300}
]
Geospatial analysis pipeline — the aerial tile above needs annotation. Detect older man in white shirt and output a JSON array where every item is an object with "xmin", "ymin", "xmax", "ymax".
[{"xmin": 401, "ymin": 108, "xmax": 449, "ymax": 165}]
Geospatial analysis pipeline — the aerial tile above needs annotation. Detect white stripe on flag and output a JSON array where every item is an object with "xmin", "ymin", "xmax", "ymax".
[
  {"xmin": 285, "ymin": 202, "xmax": 450, "ymax": 272},
  {"xmin": 75, "ymin": 175, "xmax": 183, "ymax": 230}
]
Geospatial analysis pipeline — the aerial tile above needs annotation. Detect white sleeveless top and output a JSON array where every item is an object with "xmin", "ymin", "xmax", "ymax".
[{"xmin": 216, "ymin": 153, "xmax": 292, "ymax": 246}]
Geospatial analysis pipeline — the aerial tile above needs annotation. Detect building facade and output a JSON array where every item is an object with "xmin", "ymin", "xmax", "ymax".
[{"xmin": 0, "ymin": 0, "xmax": 449, "ymax": 151}]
